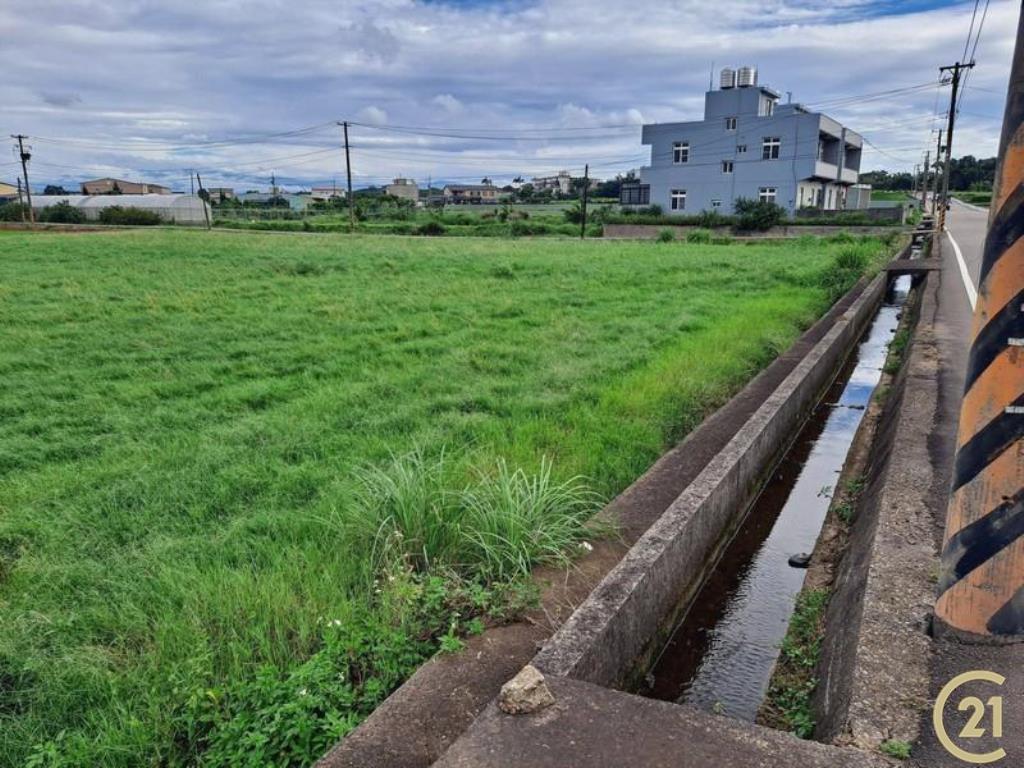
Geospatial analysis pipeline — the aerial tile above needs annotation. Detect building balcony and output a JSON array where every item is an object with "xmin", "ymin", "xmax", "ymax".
[{"xmin": 813, "ymin": 161, "xmax": 858, "ymax": 184}]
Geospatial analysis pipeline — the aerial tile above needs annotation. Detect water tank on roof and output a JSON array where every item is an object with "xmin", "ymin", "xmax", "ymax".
[
  {"xmin": 737, "ymin": 66, "xmax": 758, "ymax": 87},
  {"xmin": 720, "ymin": 68, "xmax": 736, "ymax": 89}
]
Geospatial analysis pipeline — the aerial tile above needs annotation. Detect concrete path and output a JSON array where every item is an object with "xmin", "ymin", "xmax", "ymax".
[{"xmin": 910, "ymin": 204, "xmax": 1024, "ymax": 767}]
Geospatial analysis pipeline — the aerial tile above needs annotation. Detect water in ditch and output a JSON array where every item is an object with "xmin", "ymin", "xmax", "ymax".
[{"xmin": 640, "ymin": 275, "xmax": 911, "ymax": 721}]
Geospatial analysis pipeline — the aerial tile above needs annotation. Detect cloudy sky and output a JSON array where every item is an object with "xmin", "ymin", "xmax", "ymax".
[{"xmin": 1, "ymin": 0, "xmax": 1017, "ymax": 191}]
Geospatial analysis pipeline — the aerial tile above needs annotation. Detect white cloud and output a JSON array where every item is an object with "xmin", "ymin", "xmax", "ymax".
[
  {"xmin": 357, "ymin": 106, "xmax": 389, "ymax": 126},
  {"xmin": 432, "ymin": 93, "xmax": 464, "ymax": 114}
]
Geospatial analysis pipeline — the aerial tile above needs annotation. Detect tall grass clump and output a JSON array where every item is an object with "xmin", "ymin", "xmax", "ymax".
[
  {"xmin": 459, "ymin": 457, "xmax": 600, "ymax": 581},
  {"xmin": 820, "ymin": 243, "xmax": 873, "ymax": 302},
  {"xmin": 339, "ymin": 449, "xmax": 601, "ymax": 583},
  {"xmin": 686, "ymin": 228, "xmax": 712, "ymax": 244}
]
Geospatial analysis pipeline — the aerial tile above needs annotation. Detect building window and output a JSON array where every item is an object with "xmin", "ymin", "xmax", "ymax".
[
  {"xmin": 762, "ymin": 137, "xmax": 781, "ymax": 160},
  {"xmin": 670, "ymin": 189, "xmax": 687, "ymax": 211},
  {"xmin": 711, "ymin": 199, "xmax": 722, "ymax": 209},
  {"xmin": 737, "ymin": 144, "xmax": 747, "ymax": 153},
  {"xmin": 759, "ymin": 187, "xmax": 777, "ymax": 203},
  {"xmin": 724, "ymin": 117, "xmax": 737, "ymax": 131},
  {"xmin": 721, "ymin": 160, "xmax": 733, "ymax": 174},
  {"xmin": 619, "ymin": 182, "xmax": 650, "ymax": 206},
  {"xmin": 673, "ymin": 142, "xmax": 689, "ymax": 164}
]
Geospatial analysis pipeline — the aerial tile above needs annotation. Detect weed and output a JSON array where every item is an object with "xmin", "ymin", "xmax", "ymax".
[
  {"xmin": 880, "ymin": 739, "xmax": 912, "ymax": 760},
  {"xmin": 657, "ymin": 228, "xmax": 676, "ymax": 242},
  {"xmin": 763, "ymin": 589, "xmax": 829, "ymax": 738}
]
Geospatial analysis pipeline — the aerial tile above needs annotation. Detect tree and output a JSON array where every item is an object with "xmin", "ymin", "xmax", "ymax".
[
  {"xmin": 43, "ymin": 185, "xmax": 70, "ymax": 195},
  {"xmin": 481, "ymin": 177, "xmax": 493, "ymax": 186}
]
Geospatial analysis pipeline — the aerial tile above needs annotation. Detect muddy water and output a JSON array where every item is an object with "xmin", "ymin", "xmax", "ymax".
[{"xmin": 641, "ymin": 276, "xmax": 911, "ymax": 720}]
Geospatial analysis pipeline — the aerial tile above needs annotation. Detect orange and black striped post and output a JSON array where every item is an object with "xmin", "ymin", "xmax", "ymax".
[{"xmin": 935, "ymin": 8, "xmax": 1024, "ymax": 639}]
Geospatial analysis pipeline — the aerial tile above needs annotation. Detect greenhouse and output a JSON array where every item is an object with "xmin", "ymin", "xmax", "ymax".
[{"xmin": 28, "ymin": 194, "xmax": 210, "ymax": 224}]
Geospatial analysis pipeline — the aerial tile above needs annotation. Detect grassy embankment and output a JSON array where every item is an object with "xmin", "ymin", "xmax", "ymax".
[{"xmin": 0, "ymin": 230, "xmax": 892, "ymax": 766}]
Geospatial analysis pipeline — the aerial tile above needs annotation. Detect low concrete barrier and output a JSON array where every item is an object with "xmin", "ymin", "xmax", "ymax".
[
  {"xmin": 532, "ymin": 273, "xmax": 889, "ymax": 688},
  {"xmin": 603, "ymin": 223, "xmax": 903, "ymax": 239}
]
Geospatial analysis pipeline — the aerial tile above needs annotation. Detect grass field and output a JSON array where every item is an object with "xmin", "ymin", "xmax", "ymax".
[{"xmin": 0, "ymin": 229, "xmax": 890, "ymax": 766}]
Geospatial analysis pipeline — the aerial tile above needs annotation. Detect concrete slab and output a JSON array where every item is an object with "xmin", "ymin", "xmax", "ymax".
[{"xmin": 432, "ymin": 676, "xmax": 890, "ymax": 768}]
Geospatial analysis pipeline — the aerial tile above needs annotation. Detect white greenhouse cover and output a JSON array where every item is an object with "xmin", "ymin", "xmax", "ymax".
[{"xmin": 29, "ymin": 194, "xmax": 210, "ymax": 224}]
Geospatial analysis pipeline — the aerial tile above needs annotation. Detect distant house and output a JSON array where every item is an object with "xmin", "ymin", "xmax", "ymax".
[
  {"xmin": 81, "ymin": 177, "xmax": 171, "ymax": 195},
  {"xmin": 385, "ymin": 178, "xmax": 419, "ymax": 203},
  {"xmin": 205, "ymin": 187, "xmax": 235, "ymax": 202},
  {"xmin": 628, "ymin": 66, "xmax": 862, "ymax": 215},
  {"xmin": 442, "ymin": 184, "xmax": 499, "ymax": 204},
  {"xmin": 310, "ymin": 186, "xmax": 346, "ymax": 202},
  {"xmin": 0, "ymin": 181, "xmax": 19, "ymax": 201},
  {"xmin": 531, "ymin": 171, "xmax": 573, "ymax": 196}
]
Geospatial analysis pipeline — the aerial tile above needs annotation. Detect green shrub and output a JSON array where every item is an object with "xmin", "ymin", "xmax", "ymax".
[
  {"xmin": 415, "ymin": 220, "xmax": 446, "ymax": 236},
  {"xmin": 820, "ymin": 244, "xmax": 872, "ymax": 301},
  {"xmin": 686, "ymin": 228, "xmax": 712, "ymax": 244},
  {"xmin": 734, "ymin": 197, "xmax": 785, "ymax": 231},
  {"xmin": 657, "ymin": 228, "xmax": 675, "ymax": 243},
  {"xmin": 39, "ymin": 201, "xmax": 87, "ymax": 224},
  {"xmin": 0, "ymin": 201, "xmax": 30, "ymax": 222},
  {"xmin": 98, "ymin": 206, "xmax": 162, "ymax": 225}
]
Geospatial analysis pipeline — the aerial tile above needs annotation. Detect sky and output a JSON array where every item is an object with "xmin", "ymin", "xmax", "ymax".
[{"xmin": 0, "ymin": 0, "xmax": 1018, "ymax": 191}]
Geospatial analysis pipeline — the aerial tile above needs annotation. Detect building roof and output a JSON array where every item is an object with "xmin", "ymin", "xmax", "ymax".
[{"xmin": 443, "ymin": 184, "xmax": 497, "ymax": 191}]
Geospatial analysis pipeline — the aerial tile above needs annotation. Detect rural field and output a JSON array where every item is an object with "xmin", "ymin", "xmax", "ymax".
[{"xmin": 0, "ymin": 229, "xmax": 890, "ymax": 767}]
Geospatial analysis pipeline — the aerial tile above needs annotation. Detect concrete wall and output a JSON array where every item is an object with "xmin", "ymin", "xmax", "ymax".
[
  {"xmin": 532, "ymin": 274, "xmax": 888, "ymax": 688},
  {"xmin": 602, "ymin": 223, "xmax": 903, "ymax": 239}
]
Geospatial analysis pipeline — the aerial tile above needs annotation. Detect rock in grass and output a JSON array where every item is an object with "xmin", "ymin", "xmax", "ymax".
[
  {"xmin": 788, "ymin": 552, "xmax": 812, "ymax": 568},
  {"xmin": 499, "ymin": 665, "xmax": 555, "ymax": 715}
]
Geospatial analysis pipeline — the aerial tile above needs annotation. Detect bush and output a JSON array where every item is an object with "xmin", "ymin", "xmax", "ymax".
[
  {"xmin": 415, "ymin": 220, "xmax": 446, "ymax": 236},
  {"xmin": 0, "ymin": 201, "xmax": 30, "ymax": 222},
  {"xmin": 821, "ymin": 244, "xmax": 871, "ymax": 301},
  {"xmin": 657, "ymin": 228, "xmax": 676, "ymax": 243},
  {"xmin": 686, "ymin": 228, "xmax": 712, "ymax": 244},
  {"xmin": 98, "ymin": 206, "xmax": 162, "ymax": 225},
  {"xmin": 734, "ymin": 197, "xmax": 786, "ymax": 231},
  {"xmin": 38, "ymin": 201, "xmax": 86, "ymax": 224}
]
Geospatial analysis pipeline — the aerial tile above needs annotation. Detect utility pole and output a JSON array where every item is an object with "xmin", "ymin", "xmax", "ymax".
[
  {"xmin": 934, "ymin": 6, "xmax": 1023, "ymax": 639},
  {"xmin": 937, "ymin": 60, "xmax": 975, "ymax": 231},
  {"xmin": 16, "ymin": 178, "xmax": 25, "ymax": 223},
  {"xmin": 579, "ymin": 164, "xmax": 589, "ymax": 240},
  {"xmin": 921, "ymin": 150, "xmax": 930, "ymax": 209},
  {"xmin": 12, "ymin": 134, "xmax": 34, "ymax": 223},
  {"xmin": 912, "ymin": 163, "xmax": 920, "ymax": 201},
  {"xmin": 195, "ymin": 172, "xmax": 212, "ymax": 230},
  {"xmin": 340, "ymin": 121, "xmax": 355, "ymax": 231},
  {"xmin": 931, "ymin": 129, "xmax": 944, "ymax": 218}
]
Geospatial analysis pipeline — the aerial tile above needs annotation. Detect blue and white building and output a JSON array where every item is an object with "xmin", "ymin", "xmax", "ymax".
[{"xmin": 623, "ymin": 67, "xmax": 863, "ymax": 216}]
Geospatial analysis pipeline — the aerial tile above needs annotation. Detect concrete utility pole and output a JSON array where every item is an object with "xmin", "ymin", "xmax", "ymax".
[
  {"xmin": 340, "ymin": 121, "xmax": 355, "ymax": 231},
  {"xmin": 922, "ymin": 150, "xmax": 930, "ymax": 209},
  {"xmin": 12, "ymin": 134, "xmax": 34, "ymax": 223},
  {"xmin": 16, "ymin": 178, "xmax": 25, "ymax": 223},
  {"xmin": 195, "ymin": 171, "xmax": 212, "ymax": 230},
  {"xmin": 934, "ymin": 9, "xmax": 1024, "ymax": 638},
  {"xmin": 932, "ymin": 130, "xmax": 944, "ymax": 217},
  {"xmin": 937, "ymin": 61, "xmax": 975, "ymax": 232},
  {"xmin": 580, "ymin": 164, "xmax": 589, "ymax": 240}
]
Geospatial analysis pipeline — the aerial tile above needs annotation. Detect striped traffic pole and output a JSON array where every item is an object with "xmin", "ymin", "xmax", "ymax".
[{"xmin": 935, "ymin": 8, "xmax": 1024, "ymax": 639}]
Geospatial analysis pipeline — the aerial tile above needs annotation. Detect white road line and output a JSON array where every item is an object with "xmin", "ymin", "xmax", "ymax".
[{"xmin": 946, "ymin": 230, "xmax": 979, "ymax": 310}]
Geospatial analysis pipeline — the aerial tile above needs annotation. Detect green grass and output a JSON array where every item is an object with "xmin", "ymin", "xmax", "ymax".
[
  {"xmin": 870, "ymin": 190, "xmax": 912, "ymax": 201},
  {"xmin": 880, "ymin": 739, "xmax": 912, "ymax": 760},
  {"xmin": 0, "ymin": 229, "xmax": 888, "ymax": 766}
]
